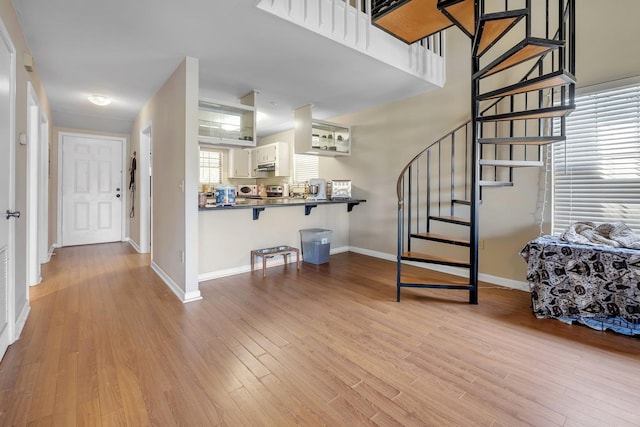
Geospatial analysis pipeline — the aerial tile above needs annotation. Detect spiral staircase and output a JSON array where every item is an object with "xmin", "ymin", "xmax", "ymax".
[{"xmin": 371, "ymin": 0, "xmax": 577, "ymax": 302}]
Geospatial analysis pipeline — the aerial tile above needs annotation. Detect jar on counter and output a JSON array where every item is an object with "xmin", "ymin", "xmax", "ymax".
[
  {"xmin": 258, "ymin": 184, "xmax": 267, "ymax": 198},
  {"xmin": 215, "ymin": 185, "xmax": 236, "ymax": 206}
]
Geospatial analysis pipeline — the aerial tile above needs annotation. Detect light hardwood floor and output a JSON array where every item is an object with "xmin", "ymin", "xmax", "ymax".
[{"xmin": 1, "ymin": 243, "xmax": 639, "ymax": 426}]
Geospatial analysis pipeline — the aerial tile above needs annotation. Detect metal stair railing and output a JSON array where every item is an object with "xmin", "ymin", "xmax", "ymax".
[{"xmin": 396, "ymin": 0, "xmax": 575, "ymax": 303}]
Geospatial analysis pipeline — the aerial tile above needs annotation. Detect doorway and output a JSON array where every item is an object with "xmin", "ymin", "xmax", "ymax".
[
  {"xmin": 59, "ymin": 132, "xmax": 125, "ymax": 246},
  {"xmin": 0, "ymin": 16, "xmax": 16, "ymax": 361},
  {"xmin": 139, "ymin": 123, "xmax": 152, "ymax": 254},
  {"xmin": 26, "ymin": 82, "xmax": 48, "ymax": 286}
]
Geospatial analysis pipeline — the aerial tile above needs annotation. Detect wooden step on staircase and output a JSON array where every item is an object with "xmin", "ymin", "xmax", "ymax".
[
  {"xmin": 379, "ymin": 0, "xmax": 576, "ymax": 302},
  {"xmin": 477, "ymin": 70, "xmax": 576, "ymax": 100}
]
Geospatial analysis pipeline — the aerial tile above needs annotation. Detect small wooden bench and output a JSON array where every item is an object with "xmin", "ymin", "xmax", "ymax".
[{"xmin": 251, "ymin": 246, "xmax": 300, "ymax": 278}]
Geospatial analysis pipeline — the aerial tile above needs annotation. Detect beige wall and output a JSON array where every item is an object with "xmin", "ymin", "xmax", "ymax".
[
  {"xmin": 0, "ymin": 0, "xmax": 51, "ymax": 326},
  {"xmin": 321, "ymin": 29, "xmax": 477, "ymax": 268},
  {"xmin": 130, "ymin": 57, "xmax": 200, "ymax": 301},
  {"xmin": 575, "ymin": 0, "xmax": 640, "ymax": 89},
  {"xmin": 257, "ymin": 1, "xmax": 640, "ymax": 285}
]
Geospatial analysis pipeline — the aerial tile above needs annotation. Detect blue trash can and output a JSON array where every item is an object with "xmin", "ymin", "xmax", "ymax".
[{"xmin": 299, "ymin": 228, "xmax": 332, "ymax": 264}]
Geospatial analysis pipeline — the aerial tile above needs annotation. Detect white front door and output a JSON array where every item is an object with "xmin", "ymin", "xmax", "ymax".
[
  {"xmin": 0, "ymin": 18, "xmax": 15, "ymax": 361},
  {"xmin": 61, "ymin": 134, "xmax": 124, "ymax": 246}
]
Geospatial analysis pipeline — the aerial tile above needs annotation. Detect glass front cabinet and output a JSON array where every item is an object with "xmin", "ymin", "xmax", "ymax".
[
  {"xmin": 198, "ymin": 91, "xmax": 256, "ymax": 148},
  {"xmin": 294, "ymin": 104, "xmax": 350, "ymax": 156}
]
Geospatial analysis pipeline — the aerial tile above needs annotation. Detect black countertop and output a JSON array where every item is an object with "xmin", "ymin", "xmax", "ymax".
[{"xmin": 199, "ymin": 197, "xmax": 365, "ymax": 219}]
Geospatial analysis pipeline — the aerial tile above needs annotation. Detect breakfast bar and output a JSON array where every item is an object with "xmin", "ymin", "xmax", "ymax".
[
  {"xmin": 198, "ymin": 198, "xmax": 365, "ymax": 282},
  {"xmin": 198, "ymin": 197, "xmax": 365, "ymax": 220}
]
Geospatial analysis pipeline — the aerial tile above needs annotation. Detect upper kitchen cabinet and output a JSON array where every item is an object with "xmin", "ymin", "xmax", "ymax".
[
  {"xmin": 253, "ymin": 142, "xmax": 290, "ymax": 177},
  {"xmin": 228, "ymin": 149, "xmax": 251, "ymax": 178},
  {"xmin": 294, "ymin": 104, "xmax": 350, "ymax": 156},
  {"xmin": 198, "ymin": 91, "xmax": 256, "ymax": 148}
]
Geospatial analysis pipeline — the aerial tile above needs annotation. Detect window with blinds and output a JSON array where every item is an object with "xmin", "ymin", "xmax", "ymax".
[
  {"xmin": 552, "ymin": 83, "xmax": 640, "ymax": 235},
  {"xmin": 293, "ymin": 154, "xmax": 319, "ymax": 183},
  {"xmin": 199, "ymin": 148, "xmax": 223, "ymax": 186}
]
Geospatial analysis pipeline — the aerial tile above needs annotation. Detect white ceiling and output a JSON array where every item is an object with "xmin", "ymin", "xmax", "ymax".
[{"xmin": 13, "ymin": 0, "xmax": 438, "ymax": 137}]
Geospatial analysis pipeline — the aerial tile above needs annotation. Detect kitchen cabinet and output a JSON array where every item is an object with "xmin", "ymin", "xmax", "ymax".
[
  {"xmin": 228, "ymin": 149, "xmax": 251, "ymax": 178},
  {"xmin": 254, "ymin": 144, "xmax": 277, "ymax": 164},
  {"xmin": 251, "ymin": 142, "xmax": 290, "ymax": 177},
  {"xmin": 198, "ymin": 91, "xmax": 256, "ymax": 148},
  {"xmin": 249, "ymin": 149, "xmax": 266, "ymax": 178},
  {"xmin": 294, "ymin": 104, "xmax": 351, "ymax": 156}
]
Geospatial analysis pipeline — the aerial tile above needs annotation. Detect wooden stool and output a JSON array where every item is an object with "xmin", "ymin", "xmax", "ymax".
[{"xmin": 251, "ymin": 246, "xmax": 300, "ymax": 278}]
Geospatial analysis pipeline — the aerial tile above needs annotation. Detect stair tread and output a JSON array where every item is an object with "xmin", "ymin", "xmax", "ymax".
[
  {"xmin": 401, "ymin": 251, "xmax": 470, "ymax": 267},
  {"xmin": 479, "ymin": 105, "xmax": 574, "ymax": 122},
  {"xmin": 372, "ymin": 0, "xmax": 455, "ymax": 44},
  {"xmin": 479, "ymin": 180, "xmax": 514, "ymax": 187},
  {"xmin": 479, "ymin": 136, "xmax": 566, "ymax": 145},
  {"xmin": 429, "ymin": 215, "xmax": 470, "ymax": 225},
  {"xmin": 400, "ymin": 273, "xmax": 470, "ymax": 286},
  {"xmin": 474, "ymin": 37, "xmax": 563, "ymax": 79},
  {"xmin": 410, "ymin": 232, "xmax": 470, "ymax": 246},
  {"xmin": 480, "ymin": 159, "xmax": 544, "ymax": 167},
  {"xmin": 478, "ymin": 70, "xmax": 576, "ymax": 100},
  {"xmin": 475, "ymin": 9, "xmax": 527, "ymax": 56},
  {"xmin": 439, "ymin": 0, "xmax": 475, "ymax": 38}
]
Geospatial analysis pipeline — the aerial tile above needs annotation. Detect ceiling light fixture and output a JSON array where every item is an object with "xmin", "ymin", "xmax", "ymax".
[{"xmin": 88, "ymin": 94, "xmax": 112, "ymax": 106}]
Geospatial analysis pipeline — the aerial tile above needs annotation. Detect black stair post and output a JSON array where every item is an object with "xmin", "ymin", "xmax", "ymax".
[{"xmin": 468, "ymin": 1, "xmax": 480, "ymax": 305}]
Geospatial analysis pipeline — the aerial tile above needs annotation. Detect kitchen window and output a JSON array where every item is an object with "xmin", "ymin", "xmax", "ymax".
[
  {"xmin": 293, "ymin": 154, "xmax": 319, "ymax": 183},
  {"xmin": 199, "ymin": 148, "xmax": 223, "ymax": 187},
  {"xmin": 552, "ymin": 80, "xmax": 640, "ymax": 234}
]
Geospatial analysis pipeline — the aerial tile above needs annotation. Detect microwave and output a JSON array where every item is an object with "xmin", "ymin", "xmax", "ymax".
[{"xmin": 237, "ymin": 184, "xmax": 258, "ymax": 196}]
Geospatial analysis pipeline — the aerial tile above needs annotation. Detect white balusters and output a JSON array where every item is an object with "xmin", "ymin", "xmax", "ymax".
[{"xmin": 256, "ymin": 0, "xmax": 446, "ymax": 86}]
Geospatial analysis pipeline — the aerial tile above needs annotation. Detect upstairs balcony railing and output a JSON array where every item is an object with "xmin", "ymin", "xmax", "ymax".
[{"xmin": 256, "ymin": 0, "xmax": 446, "ymax": 84}]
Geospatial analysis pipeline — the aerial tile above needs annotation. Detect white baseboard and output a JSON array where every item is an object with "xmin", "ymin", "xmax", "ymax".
[
  {"xmin": 348, "ymin": 246, "xmax": 529, "ymax": 291},
  {"xmin": 151, "ymin": 261, "xmax": 202, "ymax": 303},
  {"xmin": 199, "ymin": 264, "xmax": 253, "ymax": 282},
  {"xmin": 128, "ymin": 239, "xmax": 142, "ymax": 253},
  {"xmin": 348, "ymin": 246, "xmax": 396, "ymax": 262},
  {"xmin": 478, "ymin": 273, "xmax": 529, "ymax": 292},
  {"xmin": 196, "ymin": 245, "xmax": 527, "ymax": 291},
  {"xmin": 198, "ymin": 245, "xmax": 350, "ymax": 283},
  {"xmin": 13, "ymin": 302, "xmax": 30, "ymax": 343},
  {"xmin": 44, "ymin": 244, "xmax": 60, "ymax": 263},
  {"xmin": 46, "ymin": 246, "xmax": 55, "ymax": 262}
]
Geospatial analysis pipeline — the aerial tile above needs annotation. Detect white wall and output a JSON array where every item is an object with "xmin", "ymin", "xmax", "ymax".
[
  {"xmin": 130, "ymin": 57, "xmax": 201, "ymax": 302},
  {"xmin": 0, "ymin": 0, "xmax": 52, "ymax": 337}
]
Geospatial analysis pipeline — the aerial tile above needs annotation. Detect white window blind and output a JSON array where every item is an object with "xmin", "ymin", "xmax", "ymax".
[
  {"xmin": 199, "ymin": 148, "xmax": 223, "ymax": 186},
  {"xmin": 293, "ymin": 154, "xmax": 319, "ymax": 183},
  {"xmin": 552, "ymin": 83, "xmax": 640, "ymax": 235}
]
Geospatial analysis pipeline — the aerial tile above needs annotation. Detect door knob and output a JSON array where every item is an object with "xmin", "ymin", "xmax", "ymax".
[
  {"xmin": 5, "ymin": 210, "xmax": 20, "ymax": 219},
  {"xmin": 116, "ymin": 194, "xmax": 121, "ymax": 198}
]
